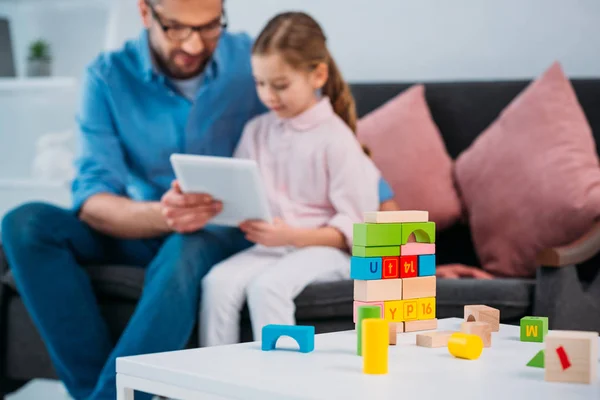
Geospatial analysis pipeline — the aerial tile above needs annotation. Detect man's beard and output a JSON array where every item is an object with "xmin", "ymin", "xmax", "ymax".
[{"xmin": 150, "ymin": 43, "xmax": 212, "ymax": 80}]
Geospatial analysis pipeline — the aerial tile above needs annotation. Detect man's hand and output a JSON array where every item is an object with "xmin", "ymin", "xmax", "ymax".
[
  {"xmin": 160, "ymin": 180, "xmax": 222, "ymax": 234},
  {"xmin": 436, "ymin": 264, "xmax": 494, "ymax": 279},
  {"xmin": 239, "ymin": 218, "xmax": 296, "ymax": 247}
]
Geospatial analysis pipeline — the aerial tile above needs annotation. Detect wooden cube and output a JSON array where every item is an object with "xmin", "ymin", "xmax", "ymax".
[
  {"xmin": 464, "ymin": 305, "xmax": 500, "ymax": 332},
  {"xmin": 399, "ymin": 256, "xmax": 418, "ymax": 278},
  {"xmin": 353, "ymin": 301, "xmax": 383, "ymax": 323},
  {"xmin": 354, "ymin": 279, "xmax": 402, "ymax": 302},
  {"xmin": 404, "ymin": 318, "xmax": 438, "ymax": 333},
  {"xmin": 545, "ymin": 330, "xmax": 598, "ymax": 384},
  {"xmin": 402, "ymin": 276, "xmax": 436, "ymax": 299},
  {"xmin": 520, "ymin": 316, "xmax": 548, "ymax": 343},
  {"xmin": 350, "ymin": 257, "xmax": 382, "ymax": 280},
  {"xmin": 416, "ymin": 331, "xmax": 455, "ymax": 348},
  {"xmin": 403, "ymin": 300, "xmax": 418, "ymax": 321},
  {"xmin": 461, "ymin": 321, "xmax": 492, "ymax": 347},
  {"xmin": 383, "ymin": 300, "xmax": 404, "ymax": 323},
  {"xmin": 417, "ymin": 297, "xmax": 436, "ymax": 320},
  {"xmin": 381, "ymin": 257, "xmax": 400, "ymax": 279}
]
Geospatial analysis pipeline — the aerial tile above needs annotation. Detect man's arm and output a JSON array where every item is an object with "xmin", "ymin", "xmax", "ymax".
[
  {"xmin": 72, "ymin": 66, "xmax": 170, "ymax": 239},
  {"xmin": 80, "ymin": 194, "xmax": 170, "ymax": 239}
]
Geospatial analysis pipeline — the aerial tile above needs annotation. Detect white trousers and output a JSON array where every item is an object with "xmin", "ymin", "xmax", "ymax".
[{"xmin": 199, "ymin": 245, "xmax": 350, "ymax": 347}]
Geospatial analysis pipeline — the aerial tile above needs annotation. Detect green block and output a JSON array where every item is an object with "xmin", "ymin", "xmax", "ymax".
[
  {"xmin": 399, "ymin": 222, "xmax": 436, "ymax": 244},
  {"xmin": 356, "ymin": 306, "xmax": 381, "ymax": 356},
  {"xmin": 353, "ymin": 223, "xmax": 403, "ymax": 247},
  {"xmin": 520, "ymin": 316, "xmax": 549, "ymax": 343},
  {"xmin": 352, "ymin": 245, "xmax": 400, "ymax": 257},
  {"xmin": 526, "ymin": 350, "xmax": 545, "ymax": 368}
]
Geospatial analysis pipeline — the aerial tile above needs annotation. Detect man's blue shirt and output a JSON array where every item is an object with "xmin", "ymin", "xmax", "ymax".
[{"xmin": 72, "ymin": 30, "xmax": 393, "ymax": 213}]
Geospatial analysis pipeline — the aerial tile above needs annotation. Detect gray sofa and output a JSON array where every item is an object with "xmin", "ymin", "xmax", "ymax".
[{"xmin": 1, "ymin": 79, "xmax": 600, "ymax": 397}]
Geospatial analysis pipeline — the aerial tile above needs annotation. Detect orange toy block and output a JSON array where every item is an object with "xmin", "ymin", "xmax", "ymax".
[
  {"xmin": 417, "ymin": 297, "xmax": 436, "ymax": 320},
  {"xmin": 464, "ymin": 305, "xmax": 500, "ymax": 332},
  {"xmin": 399, "ymin": 256, "xmax": 418, "ymax": 278},
  {"xmin": 402, "ymin": 276, "xmax": 436, "ymax": 300},
  {"xmin": 405, "ymin": 318, "xmax": 438, "ymax": 333},
  {"xmin": 416, "ymin": 331, "xmax": 455, "ymax": 348},
  {"xmin": 381, "ymin": 257, "xmax": 400, "ymax": 279},
  {"xmin": 354, "ymin": 279, "xmax": 403, "ymax": 302},
  {"xmin": 461, "ymin": 321, "xmax": 492, "ymax": 347},
  {"xmin": 403, "ymin": 300, "xmax": 418, "ymax": 321}
]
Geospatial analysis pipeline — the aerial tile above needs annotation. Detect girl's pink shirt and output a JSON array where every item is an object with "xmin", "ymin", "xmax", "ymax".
[{"xmin": 234, "ymin": 97, "xmax": 381, "ymax": 247}]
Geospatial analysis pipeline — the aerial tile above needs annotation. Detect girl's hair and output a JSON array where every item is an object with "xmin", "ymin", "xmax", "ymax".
[{"xmin": 252, "ymin": 12, "xmax": 357, "ymax": 133}]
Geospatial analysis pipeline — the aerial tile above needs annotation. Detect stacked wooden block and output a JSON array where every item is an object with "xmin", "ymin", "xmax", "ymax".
[{"xmin": 351, "ymin": 211, "xmax": 437, "ymax": 333}]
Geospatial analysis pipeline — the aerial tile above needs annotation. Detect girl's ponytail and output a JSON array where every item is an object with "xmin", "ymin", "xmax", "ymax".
[{"xmin": 322, "ymin": 54, "xmax": 357, "ymax": 133}]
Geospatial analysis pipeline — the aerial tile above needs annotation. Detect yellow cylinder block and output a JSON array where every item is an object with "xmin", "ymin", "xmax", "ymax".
[
  {"xmin": 362, "ymin": 319, "xmax": 389, "ymax": 374},
  {"xmin": 448, "ymin": 332, "xmax": 484, "ymax": 360}
]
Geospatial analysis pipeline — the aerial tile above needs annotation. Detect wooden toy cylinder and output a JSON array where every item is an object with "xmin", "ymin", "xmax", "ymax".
[
  {"xmin": 362, "ymin": 319, "xmax": 388, "ymax": 374},
  {"xmin": 448, "ymin": 332, "xmax": 484, "ymax": 360},
  {"xmin": 357, "ymin": 305, "xmax": 381, "ymax": 356}
]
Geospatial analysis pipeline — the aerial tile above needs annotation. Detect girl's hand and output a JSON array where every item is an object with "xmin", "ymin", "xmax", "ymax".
[{"xmin": 239, "ymin": 218, "xmax": 296, "ymax": 247}]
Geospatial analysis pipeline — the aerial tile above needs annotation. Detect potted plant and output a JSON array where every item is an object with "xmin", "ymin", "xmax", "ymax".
[{"xmin": 27, "ymin": 39, "xmax": 52, "ymax": 77}]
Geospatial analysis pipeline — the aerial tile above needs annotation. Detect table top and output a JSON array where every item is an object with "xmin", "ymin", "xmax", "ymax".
[{"xmin": 116, "ymin": 318, "xmax": 600, "ymax": 400}]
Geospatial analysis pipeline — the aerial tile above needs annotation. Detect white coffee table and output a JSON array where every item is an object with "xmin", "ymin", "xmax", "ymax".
[{"xmin": 116, "ymin": 318, "xmax": 599, "ymax": 400}]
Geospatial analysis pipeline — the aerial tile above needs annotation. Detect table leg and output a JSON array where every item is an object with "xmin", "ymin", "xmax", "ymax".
[{"xmin": 117, "ymin": 386, "xmax": 134, "ymax": 400}]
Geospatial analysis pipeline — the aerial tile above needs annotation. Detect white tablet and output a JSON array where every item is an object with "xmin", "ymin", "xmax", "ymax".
[{"xmin": 170, "ymin": 154, "xmax": 272, "ymax": 227}]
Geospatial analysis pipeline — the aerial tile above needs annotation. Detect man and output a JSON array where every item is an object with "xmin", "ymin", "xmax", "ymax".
[{"xmin": 1, "ymin": 1, "xmax": 398, "ymax": 399}]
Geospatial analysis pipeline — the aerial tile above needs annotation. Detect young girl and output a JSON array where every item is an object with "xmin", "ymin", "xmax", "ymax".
[{"xmin": 199, "ymin": 12, "xmax": 382, "ymax": 346}]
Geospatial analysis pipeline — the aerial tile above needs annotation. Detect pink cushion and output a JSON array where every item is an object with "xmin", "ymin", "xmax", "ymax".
[
  {"xmin": 357, "ymin": 85, "xmax": 462, "ymax": 231},
  {"xmin": 455, "ymin": 62, "xmax": 600, "ymax": 277}
]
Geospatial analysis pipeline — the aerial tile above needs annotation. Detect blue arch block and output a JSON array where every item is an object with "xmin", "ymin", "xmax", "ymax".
[{"xmin": 261, "ymin": 325, "xmax": 315, "ymax": 353}]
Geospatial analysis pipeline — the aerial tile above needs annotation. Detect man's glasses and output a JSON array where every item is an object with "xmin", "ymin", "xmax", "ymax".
[{"xmin": 145, "ymin": 1, "xmax": 227, "ymax": 42}]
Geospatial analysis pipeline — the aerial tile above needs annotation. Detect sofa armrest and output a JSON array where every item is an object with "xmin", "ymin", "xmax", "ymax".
[{"xmin": 536, "ymin": 220, "xmax": 600, "ymax": 267}]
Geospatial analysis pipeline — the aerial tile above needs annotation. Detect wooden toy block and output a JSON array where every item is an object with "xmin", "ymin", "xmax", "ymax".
[
  {"xmin": 399, "ymin": 256, "xmax": 418, "ymax": 278},
  {"xmin": 362, "ymin": 319, "xmax": 388, "ymax": 374},
  {"xmin": 350, "ymin": 257, "xmax": 382, "ymax": 280},
  {"xmin": 400, "ymin": 243, "xmax": 435, "ymax": 256},
  {"xmin": 403, "ymin": 300, "xmax": 418, "ymax": 321},
  {"xmin": 381, "ymin": 256, "xmax": 400, "ymax": 279},
  {"xmin": 399, "ymin": 222, "xmax": 436, "ymax": 244},
  {"xmin": 464, "ymin": 305, "xmax": 500, "ymax": 332},
  {"xmin": 461, "ymin": 321, "xmax": 492, "ymax": 347},
  {"xmin": 353, "ymin": 223, "xmax": 402, "ymax": 247},
  {"xmin": 389, "ymin": 322, "xmax": 397, "ymax": 345},
  {"xmin": 396, "ymin": 322, "xmax": 405, "ymax": 333},
  {"xmin": 448, "ymin": 332, "xmax": 484, "ymax": 360},
  {"xmin": 354, "ymin": 279, "xmax": 403, "ymax": 302},
  {"xmin": 418, "ymin": 254, "xmax": 436, "ymax": 277},
  {"xmin": 364, "ymin": 210, "xmax": 429, "ymax": 224},
  {"xmin": 356, "ymin": 306, "xmax": 381, "ymax": 356},
  {"xmin": 402, "ymin": 276, "xmax": 436, "ymax": 299},
  {"xmin": 416, "ymin": 331, "xmax": 455, "ymax": 348},
  {"xmin": 353, "ymin": 301, "xmax": 384, "ymax": 323},
  {"xmin": 383, "ymin": 300, "xmax": 404, "ymax": 323},
  {"xmin": 545, "ymin": 330, "xmax": 598, "ymax": 384},
  {"xmin": 404, "ymin": 318, "xmax": 438, "ymax": 332},
  {"xmin": 352, "ymin": 245, "xmax": 400, "ymax": 257},
  {"xmin": 261, "ymin": 325, "xmax": 315, "ymax": 353},
  {"xmin": 417, "ymin": 297, "xmax": 436, "ymax": 320},
  {"xmin": 520, "ymin": 316, "xmax": 548, "ymax": 343},
  {"xmin": 527, "ymin": 350, "xmax": 545, "ymax": 368}
]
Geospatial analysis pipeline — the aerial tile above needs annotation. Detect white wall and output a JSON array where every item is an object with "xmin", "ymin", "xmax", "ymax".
[{"xmin": 227, "ymin": 0, "xmax": 600, "ymax": 82}]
